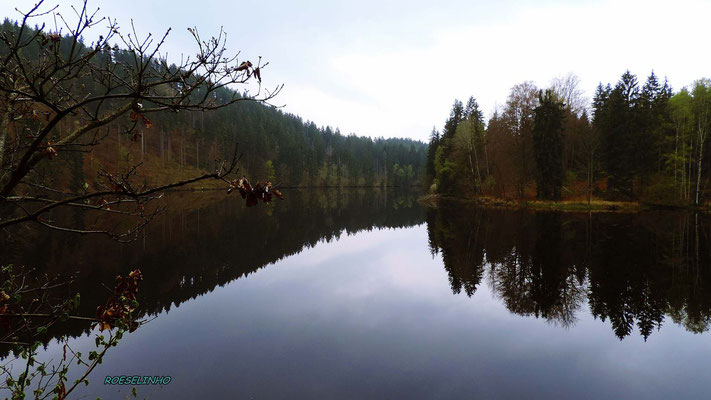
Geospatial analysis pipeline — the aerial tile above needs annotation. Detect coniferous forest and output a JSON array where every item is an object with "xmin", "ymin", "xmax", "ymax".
[
  {"xmin": 0, "ymin": 19, "xmax": 427, "ymax": 190},
  {"xmin": 426, "ymin": 72, "xmax": 711, "ymax": 207}
]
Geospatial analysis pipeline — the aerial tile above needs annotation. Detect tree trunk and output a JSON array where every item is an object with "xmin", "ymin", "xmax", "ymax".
[
  {"xmin": 696, "ymin": 138, "xmax": 704, "ymax": 206},
  {"xmin": 484, "ymin": 139, "xmax": 490, "ymax": 178},
  {"xmin": 467, "ymin": 136, "xmax": 480, "ymax": 194},
  {"xmin": 0, "ymin": 106, "xmax": 10, "ymax": 175},
  {"xmin": 472, "ymin": 135, "xmax": 482, "ymax": 194},
  {"xmin": 140, "ymin": 129, "xmax": 145, "ymax": 160},
  {"xmin": 160, "ymin": 129, "xmax": 165, "ymax": 165}
]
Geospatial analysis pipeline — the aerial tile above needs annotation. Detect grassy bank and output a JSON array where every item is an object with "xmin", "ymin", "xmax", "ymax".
[{"xmin": 418, "ymin": 194, "xmax": 643, "ymax": 212}]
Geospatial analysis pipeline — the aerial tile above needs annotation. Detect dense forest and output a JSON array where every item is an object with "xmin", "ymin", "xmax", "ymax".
[
  {"xmin": 427, "ymin": 72, "xmax": 711, "ymax": 206},
  {"xmin": 138, "ymin": 95, "xmax": 428, "ymax": 187},
  {"xmin": 0, "ymin": 19, "xmax": 427, "ymax": 190}
]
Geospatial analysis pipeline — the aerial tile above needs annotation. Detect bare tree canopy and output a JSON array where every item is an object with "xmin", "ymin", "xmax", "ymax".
[
  {"xmin": 0, "ymin": 0, "xmax": 283, "ymax": 239},
  {"xmin": 550, "ymin": 72, "xmax": 587, "ymax": 116}
]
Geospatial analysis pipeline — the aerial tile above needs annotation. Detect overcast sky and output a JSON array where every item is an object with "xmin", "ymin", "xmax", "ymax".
[{"xmin": 2, "ymin": 0, "xmax": 710, "ymax": 142}]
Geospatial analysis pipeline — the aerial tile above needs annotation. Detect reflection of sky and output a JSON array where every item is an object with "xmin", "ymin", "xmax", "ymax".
[{"xmin": 31, "ymin": 225, "xmax": 711, "ymax": 399}]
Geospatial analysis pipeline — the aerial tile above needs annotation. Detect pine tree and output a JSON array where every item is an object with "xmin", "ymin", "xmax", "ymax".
[
  {"xmin": 436, "ymin": 100, "xmax": 465, "ymax": 194},
  {"xmin": 426, "ymin": 126, "xmax": 440, "ymax": 185},
  {"xmin": 597, "ymin": 71, "xmax": 640, "ymax": 197},
  {"xmin": 532, "ymin": 90, "xmax": 565, "ymax": 200},
  {"xmin": 442, "ymin": 99, "xmax": 465, "ymax": 141}
]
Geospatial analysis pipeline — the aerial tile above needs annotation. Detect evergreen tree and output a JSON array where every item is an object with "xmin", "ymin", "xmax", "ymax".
[
  {"xmin": 426, "ymin": 126, "xmax": 440, "ymax": 188},
  {"xmin": 532, "ymin": 89, "xmax": 565, "ymax": 200},
  {"xmin": 455, "ymin": 96, "xmax": 487, "ymax": 194},
  {"xmin": 442, "ymin": 99, "xmax": 465, "ymax": 141},
  {"xmin": 436, "ymin": 100, "xmax": 465, "ymax": 194},
  {"xmin": 597, "ymin": 71, "xmax": 640, "ymax": 197},
  {"xmin": 465, "ymin": 96, "xmax": 484, "ymax": 124},
  {"xmin": 636, "ymin": 71, "xmax": 672, "ymax": 182}
]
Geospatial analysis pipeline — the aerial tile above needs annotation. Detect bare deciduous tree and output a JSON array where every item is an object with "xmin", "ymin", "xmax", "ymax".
[
  {"xmin": 0, "ymin": 0, "xmax": 283, "ymax": 239},
  {"xmin": 551, "ymin": 72, "xmax": 587, "ymax": 116},
  {"xmin": 502, "ymin": 81, "xmax": 538, "ymax": 199},
  {"xmin": 1, "ymin": 1, "xmax": 285, "ymax": 398}
]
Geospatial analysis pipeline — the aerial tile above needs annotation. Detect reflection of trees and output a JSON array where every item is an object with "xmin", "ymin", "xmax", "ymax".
[
  {"xmin": 427, "ymin": 206, "xmax": 486, "ymax": 296},
  {"xmin": 0, "ymin": 189, "xmax": 424, "ymax": 352},
  {"xmin": 487, "ymin": 212, "xmax": 586, "ymax": 328},
  {"xmin": 428, "ymin": 205, "xmax": 711, "ymax": 339}
]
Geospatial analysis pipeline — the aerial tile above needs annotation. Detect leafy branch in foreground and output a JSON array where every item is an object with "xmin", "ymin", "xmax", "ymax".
[
  {"xmin": 0, "ymin": 0, "xmax": 284, "ymax": 239},
  {"xmin": 0, "ymin": 0, "xmax": 286, "ymax": 398},
  {"xmin": 227, "ymin": 177, "xmax": 284, "ymax": 207},
  {"xmin": 1, "ymin": 266, "xmax": 145, "ymax": 400}
]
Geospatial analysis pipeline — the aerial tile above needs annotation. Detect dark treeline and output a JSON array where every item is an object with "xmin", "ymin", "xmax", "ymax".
[
  {"xmin": 190, "ymin": 100, "xmax": 428, "ymax": 187},
  {"xmin": 0, "ymin": 188, "xmax": 425, "ymax": 354},
  {"xmin": 427, "ymin": 204, "xmax": 711, "ymax": 340},
  {"xmin": 426, "ymin": 72, "xmax": 711, "ymax": 205},
  {"xmin": 0, "ymin": 19, "xmax": 427, "ymax": 188}
]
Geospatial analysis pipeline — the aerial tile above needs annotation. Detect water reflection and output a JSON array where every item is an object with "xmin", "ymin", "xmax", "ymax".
[
  {"xmin": 427, "ymin": 205, "xmax": 711, "ymax": 339},
  {"xmin": 0, "ymin": 189, "xmax": 425, "ymax": 351},
  {"xmin": 5, "ymin": 193, "xmax": 711, "ymax": 399}
]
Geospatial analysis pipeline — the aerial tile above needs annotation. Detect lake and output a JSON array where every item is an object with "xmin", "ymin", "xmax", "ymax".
[{"xmin": 2, "ymin": 189, "xmax": 711, "ymax": 399}]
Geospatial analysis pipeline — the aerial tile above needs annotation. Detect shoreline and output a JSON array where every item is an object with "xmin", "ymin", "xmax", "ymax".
[{"xmin": 417, "ymin": 194, "xmax": 704, "ymax": 213}]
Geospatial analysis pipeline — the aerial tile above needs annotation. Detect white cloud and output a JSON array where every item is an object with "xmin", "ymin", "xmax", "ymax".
[
  {"xmin": 2, "ymin": 0, "xmax": 709, "ymax": 142},
  {"xmin": 294, "ymin": 0, "xmax": 711, "ymax": 141}
]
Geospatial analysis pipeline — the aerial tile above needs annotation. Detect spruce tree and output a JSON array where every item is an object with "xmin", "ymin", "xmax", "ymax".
[
  {"xmin": 597, "ymin": 71, "xmax": 640, "ymax": 197},
  {"xmin": 532, "ymin": 89, "xmax": 565, "ymax": 200},
  {"xmin": 436, "ymin": 100, "xmax": 465, "ymax": 194},
  {"xmin": 426, "ymin": 126, "xmax": 440, "ymax": 186}
]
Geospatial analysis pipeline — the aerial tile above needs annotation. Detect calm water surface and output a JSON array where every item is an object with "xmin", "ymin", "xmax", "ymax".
[{"xmin": 3, "ymin": 190, "xmax": 711, "ymax": 399}]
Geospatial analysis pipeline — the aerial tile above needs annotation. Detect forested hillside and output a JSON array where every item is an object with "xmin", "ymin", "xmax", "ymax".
[
  {"xmin": 427, "ymin": 72, "xmax": 711, "ymax": 206},
  {"xmin": 102, "ymin": 91, "xmax": 428, "ymax": 188},
  {"xmin": 0, "ymin": 19, "xmax": 427, "ymax": 190}
]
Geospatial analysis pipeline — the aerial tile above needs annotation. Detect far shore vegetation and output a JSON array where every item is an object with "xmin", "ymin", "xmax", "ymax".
[
  {"xmin": 424, "ymin": 72, "xmax": 711, "ymax": 212},
  {"xmin": 416, "ymin": 193, "xmax": 702, "ymax": 213}
]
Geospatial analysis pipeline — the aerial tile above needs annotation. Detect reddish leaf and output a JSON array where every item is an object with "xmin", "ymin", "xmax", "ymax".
[
  {"xmin": 236, "ymin": 61, "xmax": 252, "ymax": 72},
  {"xmin": 140, "ymin": 114, "xmax": 152, "ymax": 128}
]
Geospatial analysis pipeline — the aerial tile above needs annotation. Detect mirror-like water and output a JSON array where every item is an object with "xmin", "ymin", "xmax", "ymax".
[{"xmin": 3, "ymin": 190, "xmax": 710, "ymax": 399}]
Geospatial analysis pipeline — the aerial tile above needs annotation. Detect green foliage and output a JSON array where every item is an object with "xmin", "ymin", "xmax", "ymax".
[
  {"xmin": 565, "ymin": 170, "xmax": 577, "ymax": 185},
  {"xmin": 483, "ymin": 175, "xmax": 496, "ymax": 191},
  {"xmin": 592, "ymin": 71, "xmax": 674, "ymax": 199},
  {"xmin": 425, "ymin": 127, "xmax": 441, "ymax": 186},
  {"xmin": 453, "ymin": 115, "xmax": 485, "ymax": 194},
  {"xmin": 642, "ymin": 175, "xmax": 687, "ymax": 207},
  {"xmin": 392, "ymin": 163, "xmax": 415, "ymax": 187},
  {"xmin": 595, "ymin": 71, "xmax": 640, "ymax": 197},
  {"xmin": 442, "ymin": 100, "xmax": 465, "ymax": 142},
  {"xmin": 0, "ymin": 266, "xmax": 143, "ymax": 400},
  {"xmin": 265, "ymin": 160, "xmax": 276, "ymax": 183},
  {"xmin": 432, "ymin": 96, "xmax": 489, "ymax": 196},
  {"xmin": 433, "ymin": 145, "xmax": 458, "ymax": 195}
]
